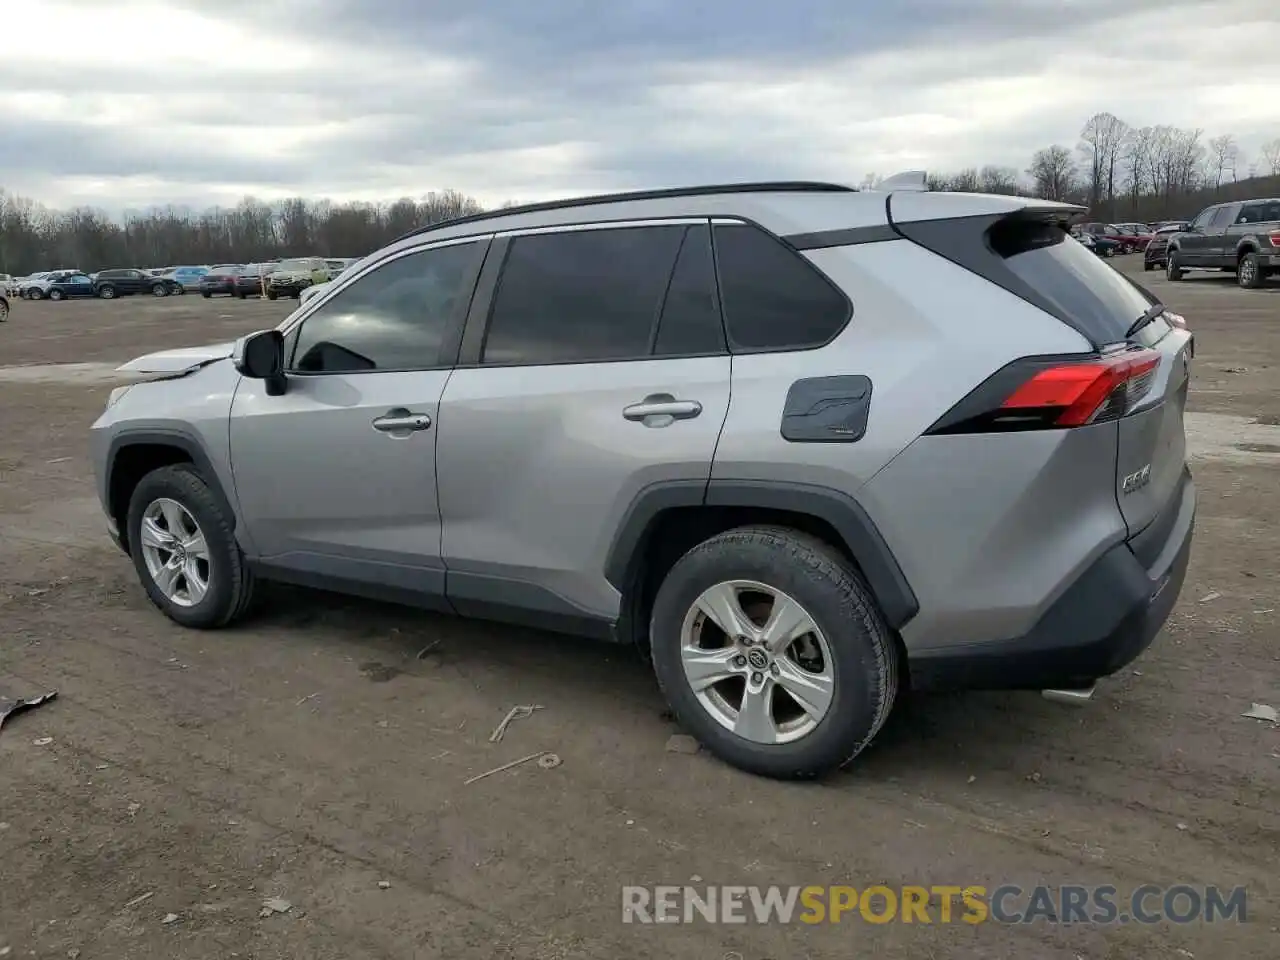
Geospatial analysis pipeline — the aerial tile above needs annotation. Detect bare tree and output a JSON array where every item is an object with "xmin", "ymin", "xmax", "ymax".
[
  {"xmin": 1028, "ymin": 145, "xmax": 1077, "ymax": 201},
  {"xmin": 978, "ymin": 165, "xmax": 1021, "ymax": 196},
  {"xmin": 1207, "ymin": 134, "xmax": 1239, "ymax": 189},
  {"xmin": 1079, "ymin": 112, "xmax": 1128, "ymax": 214},
  {"xmin": 1261, "ymin": 138, "xmax": 1280, "ymax": 176},
  {"xmin": 1121, "ymin": 126, "xmax": 1154, "ymax": 212}
]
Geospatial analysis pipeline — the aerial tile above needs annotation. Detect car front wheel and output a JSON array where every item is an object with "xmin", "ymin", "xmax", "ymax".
[
  {"xmin": 649, "ymin": 526, "xmax": 898, "ymax": 780},
  {"xmin": 1167, "ymin": 251, "xmax": 1184, "ymax": 281},
  {"xmin": 126, "ymin": 464, "xmax": 256, "ymax": 629}
]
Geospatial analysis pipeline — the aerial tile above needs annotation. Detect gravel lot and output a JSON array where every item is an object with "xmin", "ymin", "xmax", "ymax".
[{"xmin": 1, "ymin": 263, "xmax": 1278, "ymax": 959}]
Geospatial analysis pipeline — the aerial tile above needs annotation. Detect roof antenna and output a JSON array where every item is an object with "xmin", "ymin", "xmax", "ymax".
[{"xmin": 879, "ymin": 170, "xmax": 929, "ymax": 192}]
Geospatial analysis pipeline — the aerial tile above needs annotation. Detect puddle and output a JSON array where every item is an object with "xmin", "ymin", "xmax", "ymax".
[
  {"xmin": 1186, "ymin": 413, "xmax": 1280, "ymax": 463},
  {"xmin": 0, "ymin": 362, "xmax": 142, "ymax": 385},
  {"xmin": 359, "ymin": 662, "xmax": 402, "ymax": 683}
]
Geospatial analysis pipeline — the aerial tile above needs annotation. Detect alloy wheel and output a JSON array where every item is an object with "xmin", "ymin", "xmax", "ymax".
[
  {"xmin": 138, "ymin": 498, "xmax": 211, "ymax": 607},
  {"xmin": 679, "ymin": 580, "xmax": 835, "ymax": 745}
]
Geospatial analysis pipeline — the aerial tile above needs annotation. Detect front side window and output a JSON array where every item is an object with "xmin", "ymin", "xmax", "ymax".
[
  {"xmin": 1189, "ymin": 207, "xmax": 1216, "ymax": 230},
  {"xmin": 289, "ymin": 241, "xmax": 486, "ymax": 374},
  {"xmin": 481, "ymin": 225, "xmax": 691, "ymax": 366},
  {"xmin": 1208, "ymin": 207, "xmax": 1235, "ymax": 228}
]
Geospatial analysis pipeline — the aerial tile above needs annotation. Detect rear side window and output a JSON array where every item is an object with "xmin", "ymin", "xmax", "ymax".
[
  {"xmin": 1238, "ymin": 201, "xmax": 1280, "ymax": 224},
  {"xmin": 988, "ymin": 218, "xmax": 1156, "ymax": 345},
  {"xmin": 482, "ymin": 225, "xmax": 704, "ymax": 365},
  {"xmin": 713, "ymin": 223, "xmax": 850, "ymax": 352}
]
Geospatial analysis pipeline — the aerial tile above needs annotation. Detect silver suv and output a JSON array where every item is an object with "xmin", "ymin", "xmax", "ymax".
[{"xmin": 90, "ymin": 179, "xmax": 1196, "ymax": 779}]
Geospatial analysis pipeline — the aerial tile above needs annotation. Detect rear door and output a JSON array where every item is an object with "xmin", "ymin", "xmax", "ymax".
[{"xmin": 436, "ymin": 220, "xmax": 731, "ymax": 625}]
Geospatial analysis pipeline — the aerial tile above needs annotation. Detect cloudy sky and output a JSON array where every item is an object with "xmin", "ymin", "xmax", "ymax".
[{"xmin": 4, "ymin": 0, "xmax": 1278, "ymax": 212}]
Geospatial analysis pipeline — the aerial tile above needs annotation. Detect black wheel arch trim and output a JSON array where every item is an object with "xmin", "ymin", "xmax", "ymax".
[
  {"xmin": 106, "ymin": 428, "xmax": 237, "ymax": 534},
  {"xmin": 604, "ymin": 478, "xmax": 919, "ymax": 631}
]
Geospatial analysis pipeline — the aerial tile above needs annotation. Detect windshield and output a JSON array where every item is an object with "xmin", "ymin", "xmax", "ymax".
[{"xmin": 276, "ymin": 259, "xmax": 314, "ymax": 272}]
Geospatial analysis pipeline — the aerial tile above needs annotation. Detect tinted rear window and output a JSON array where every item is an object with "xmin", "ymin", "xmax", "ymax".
[{"xmin": 989, "ymin": 219, "xmax": 1159, "ymax": 345}]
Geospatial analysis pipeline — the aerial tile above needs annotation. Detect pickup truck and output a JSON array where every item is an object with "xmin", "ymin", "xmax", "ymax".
[{"xmin": 1166, "ymin": 198, "xmax": 1280, "ymax": 288}]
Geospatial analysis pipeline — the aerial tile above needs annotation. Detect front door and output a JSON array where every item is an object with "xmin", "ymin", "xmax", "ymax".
[
  {"xmin": 228, "ymin": 237, "xmax": 490, "ymax": 604},
  {"xmin": 1179, "ymin": 206, "xmax": 1218, "ymax": 265},
  {"xmin": 436, "ymin": 222, "xmax": 732, "ymax": 625}
]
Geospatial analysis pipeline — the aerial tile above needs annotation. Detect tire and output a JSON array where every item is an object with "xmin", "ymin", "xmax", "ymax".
[
  {"xmin": 48, "ymin": 289, "xmax": 63, "ymax": 301},
  {"xmin": 266, "ymin": 289, "xmax": 278, "ymax": 300},
  {"xmin": 236, "ymin": 290, "xmax": 247, "ymax": 299},
  {"xmin": 1143, "ymin": 261, "xmax": 1156, "ymax": 272},
  {"xmin": 1238, "ymin": 252, "xmax": 1265, "ymax": 289},
  {"xmin": 99, "ymin": 285, "xmax": 116, "ymax": 299},
  {"xmin": 126, "ymin": 464, "xmax": 256, "ymax": 629},
  {"xmin": 649, "ymin": 525, "xmax": 898, "ymax": 780},
  {"xmin": 28, "ymin": 288, "xmax": 44, "ymax": 300},
  {"xmin": 201, "ymin": 291, "xmax": 212, "ymax": 299},
  {"xmin": 1166, "ymin": 250, "xmax": 1184, "ymax": 281},
  {"xmin": 0, "ymin": 296, "xmax": 8, "ymax": 322}
]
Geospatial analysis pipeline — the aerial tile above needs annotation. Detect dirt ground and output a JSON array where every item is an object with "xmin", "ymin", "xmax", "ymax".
[{"xmin": 1, "ymin": 266, "xmax": 1277, "ymax": 960}]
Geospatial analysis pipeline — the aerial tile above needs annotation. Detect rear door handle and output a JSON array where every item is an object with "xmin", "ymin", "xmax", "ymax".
[
  {"xmin": 372, "ymin": 409, "xmax": 432, "ymax": 433},
  {"xmin": 622, "ymin": 395, "xmax": 703, "ymax": 423}
]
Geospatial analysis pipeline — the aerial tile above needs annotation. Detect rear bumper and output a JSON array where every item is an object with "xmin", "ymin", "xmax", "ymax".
[{"xmin": 909, "ymin": 469, "xmax": 1196, "ymax": 692}]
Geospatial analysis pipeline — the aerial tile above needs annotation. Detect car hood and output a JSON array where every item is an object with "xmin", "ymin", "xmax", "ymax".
[{"xmin": 116, "ymin": 341, "xmax": 234, "ymax": 375}]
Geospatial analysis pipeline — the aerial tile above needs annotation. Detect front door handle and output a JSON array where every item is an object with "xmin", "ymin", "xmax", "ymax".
[
  {"xmin": 622, "ymin": 394, "xmax": 703, "ymax": 424},
  {"xmin": 372, "ymin": 409, "xmax": 432, "ymax": 434}
]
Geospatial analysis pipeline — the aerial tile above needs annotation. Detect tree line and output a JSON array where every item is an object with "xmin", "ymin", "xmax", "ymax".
[{"xmin": 3, "ymin": 113, "xmax": 1279, "ymax": 276}]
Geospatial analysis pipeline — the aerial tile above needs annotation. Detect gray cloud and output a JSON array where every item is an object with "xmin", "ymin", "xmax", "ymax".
[{"xmin": 2, "ymin": 0, "xmax": 1277, "ymax": 212}]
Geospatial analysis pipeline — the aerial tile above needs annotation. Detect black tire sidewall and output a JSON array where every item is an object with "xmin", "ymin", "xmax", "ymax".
[
  {"xmin": 126, "ymin": 465, "xmax": 243, "ymax": 628},
  {"xmin": 650, "ymin": 528, "xmax": 893, "ymax": 779},
  {"xmin": 1239, "ymin": 253, "xmax": 1262, "ymax": 289}
]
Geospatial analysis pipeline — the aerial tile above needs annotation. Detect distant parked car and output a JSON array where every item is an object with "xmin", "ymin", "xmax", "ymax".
[
  {"xmin": 161, "ymin": 266, "xmax": 210, "ymax": 293},
  {"xmin": 1142, "ymin": 224, "xmax": 1187, "ymax": 272},
  {"xmin": 198, "ymin": 265, "xmax": 246, "ymax": 298},
  {"xmin": 45, "ymin": 273, "xmax": 98, "ymax": 301},
  {"xmin": 1166, "ymin": 197, "xmax": 1280, "ymax": 288},
  {"xmin": 95, "ymin": 268, "xmax": 182, "ymax": 298},
  {"xmin": 265, "ymin": 257, "xmax": 330, "ymax": 299},
  {"xmin": 232, "ymin": 264, "xmax": 271, "ymax": 298},
  {"xmin": 21, "ymin": 270, "xmax": 77, "ymax": 299},
  {"xmin": 1080, "ymin": 222, "xmax": 1146, "ymax": 253}
]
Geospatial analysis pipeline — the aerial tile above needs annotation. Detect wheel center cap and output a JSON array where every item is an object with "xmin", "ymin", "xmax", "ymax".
[{"xmin": 746, "ymin": 648, "xmax": 770, "ymax": 671}]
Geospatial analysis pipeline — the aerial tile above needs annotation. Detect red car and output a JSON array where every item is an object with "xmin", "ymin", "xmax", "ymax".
[{"xmin": 1079, "ymin": 222, "xmax": 1152, "ymax": 254}]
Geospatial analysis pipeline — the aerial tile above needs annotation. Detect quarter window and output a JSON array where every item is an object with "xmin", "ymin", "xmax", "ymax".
[
  {"xmin": 289, "ymin": 241, "xmax": 486, "ymax": 373},
  {"xmin": 713, "ymin": 222, "xmax": 851, "ymax": 351},
  {"xmin": 481, "ymin": 225, "xmax": 711, "ymax": 365}
]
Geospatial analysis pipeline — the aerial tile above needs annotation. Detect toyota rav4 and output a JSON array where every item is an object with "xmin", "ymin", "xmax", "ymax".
[{"xmin": 90, "ymin": 177, "xmax": 1196, "ymax": 779}]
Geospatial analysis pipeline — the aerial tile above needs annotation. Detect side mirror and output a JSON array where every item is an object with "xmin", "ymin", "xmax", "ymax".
[{"xmin": 232, "ymin": 330, "xmax": 287, "ymax": 396}]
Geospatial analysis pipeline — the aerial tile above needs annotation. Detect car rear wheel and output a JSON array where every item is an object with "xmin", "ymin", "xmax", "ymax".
[
  {"xmin": 1143, "ymin": 261, "xmax": 1156, "ymax": 271},
  {"xmin": 126, "ymin": 464, "xmax": 256, "ymax": 629},
  {"xmin": 649, "ymin": 526, "xmax": 898, "ymax": 780},
  {"xmin": 27, "ymin": 289, "xmax": 44, "ymax": 300},
  {"xmin": 1166, "ymin": 251, "xmax": 1184, "ymax": 281},
  {"xmin": 151, "ymin": 284, "xmax": 169, "ymax": 297},
  {"xmin": 99, "ymin": 285, "xmax": 116, "ymax": 299},
  {"xmin": 201, "ymin": 291, "xmax": 212, "ymax": 298},
  {"xmin": 48, "ymin": 289, "xmax": 63, "ymax": 301},
  {"xmin": 266, "ymin": 289, "xmax": 278, "ymax": 300},
  {"xmin": 1238, "ymin": 252, "xmax": 1265, "ymax": 289},
  {"xmin": 0, "ymin": 296, "xmax": 8, "ymax": 321}
]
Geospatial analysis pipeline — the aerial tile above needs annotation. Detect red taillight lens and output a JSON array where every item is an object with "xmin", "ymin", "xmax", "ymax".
[
  {"xmin": 1268, "ymin": 231, "xmax": 1280, "ymax": 248},
  {"xmin": 926, "ymin": 349, "xmax": 1163, "ymax": 435},
  {"xmin": 999, "ymin": 351, "xmax": 1160, "ymax": 427}
]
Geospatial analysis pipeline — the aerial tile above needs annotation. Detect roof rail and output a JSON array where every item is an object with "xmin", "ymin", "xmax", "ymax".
[
  {"xmin": 397, "ymin": 180, "xmax": 856, "ymax": 242},
  {"xmin": 878, "ymin": 170, "xmax": 929, "ymax": 192}
]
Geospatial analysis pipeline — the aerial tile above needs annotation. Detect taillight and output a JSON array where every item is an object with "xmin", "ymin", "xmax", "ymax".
[
  {"xmin": 1268, "ymin": 231, "xmax": 1280, "ymax": 248},
  {"xmin": 926, "ymin": 349, "xmax": 1162, "ymax": 435}
]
